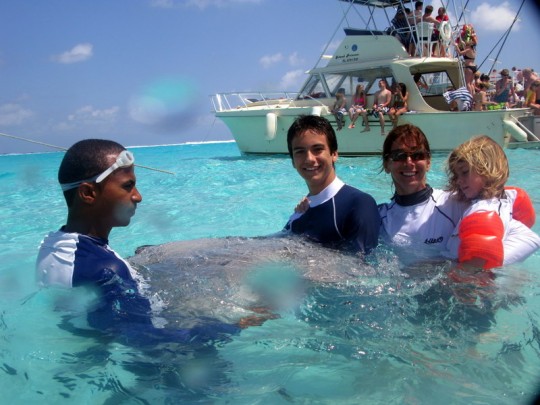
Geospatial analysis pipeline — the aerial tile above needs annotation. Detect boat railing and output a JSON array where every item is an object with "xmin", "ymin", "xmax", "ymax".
[{"xmin": 211, "ymin": 92, "xmax": 300, "ymax": 112}]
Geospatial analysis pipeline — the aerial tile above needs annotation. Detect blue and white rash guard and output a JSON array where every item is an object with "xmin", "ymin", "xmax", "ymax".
[
  {"xmin": 36, "ymin": 228, "xmax": 239, "ymax": 345},
  {"xmin": 378, "ymin": 185, "xmax": 467, "ymax": 263},
  {"xmin": 284, "ymin": 177, "xmax": 380, "ymax": 253}
]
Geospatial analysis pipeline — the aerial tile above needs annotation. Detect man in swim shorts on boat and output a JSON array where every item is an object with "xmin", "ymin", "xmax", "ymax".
[
  {"xmin": 284, "ymin": 115, "xmax": 380, "ymax": 254},
  {"xmin": 35, "ymin": 139, "xmax": 242, "ymax": 345}
]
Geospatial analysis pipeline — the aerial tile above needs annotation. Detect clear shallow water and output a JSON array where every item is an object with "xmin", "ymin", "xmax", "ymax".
[{"xmin": 1, "ymin": 142, "xmax": 540, "ymax": 404}]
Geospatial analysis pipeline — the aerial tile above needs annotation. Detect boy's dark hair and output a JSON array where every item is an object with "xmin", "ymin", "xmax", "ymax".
[
  {"xmin": 59, "ymin": 139, "xmax": 125, "ymax": 206},
  {"xmin": 286, "ymin": 115, "xmax": 338, "ymax": 159}
]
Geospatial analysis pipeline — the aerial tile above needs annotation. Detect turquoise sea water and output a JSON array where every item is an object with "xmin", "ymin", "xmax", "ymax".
[{"xmin": 1, "ymin": 141, "xmax": 540, "ymax": 404}]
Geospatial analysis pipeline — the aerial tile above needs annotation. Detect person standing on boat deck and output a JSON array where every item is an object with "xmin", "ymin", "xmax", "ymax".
[
  {"xmin": 361, "ymin": 79, "xmax": 392, "ymax": 136},
  {"xmin": 525, "ymin": 80, "xmax": 540, "ymax": 115},
  {"xmin": 522, "ymin": 68, "xmax": 539, "ymax": 95},
  {"xmin": 434, "ymin": 7, "xmax": 449, "ymax": 57},
  {"xmin": 421, "ymin": 2, "xmax": 438, "ymax": 56},
  {"xmin": 284, "ymin": 115, "xmax": 380, "ymax": 254},
  {"xmin": 455, "ymin": 24, "xmax": 478, "ymax": 95},
  {"xmin": 35, "ymin": 139, "xmax": 245, "ymax": 346},
  {"xmin": 348, "ymin": 84, "xmax": 367, "ymax": 129},
  {"xmin": 493, "ymin": 68, "xmax": 515, "ymax": 105},
  {"xmin": 378, "ymin": 124, "xmax": 467, "ymax": 264}
]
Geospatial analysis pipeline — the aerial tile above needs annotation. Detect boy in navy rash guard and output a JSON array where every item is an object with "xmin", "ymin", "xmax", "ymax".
[
  {"xmin": 36, "ymin": 139, "xmax": 239, "ymax": 346},
  {"xmin": 284, "ymin": 115, "xmax": 380, "ymax": 253}
]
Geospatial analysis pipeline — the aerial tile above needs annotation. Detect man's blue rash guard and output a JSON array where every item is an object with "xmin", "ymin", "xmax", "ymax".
[
  {"xmin": 284, "ymin": 178, "xmax": 380, "ymax": 253},
  {"xmin": 36, "ymin": 228, "xmax": 239, "ymax": 345}
]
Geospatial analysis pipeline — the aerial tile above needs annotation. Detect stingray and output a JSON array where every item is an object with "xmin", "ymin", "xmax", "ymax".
[{"xmin": 128, "ymin": 235, "xmax": 392, "ymax": 327}]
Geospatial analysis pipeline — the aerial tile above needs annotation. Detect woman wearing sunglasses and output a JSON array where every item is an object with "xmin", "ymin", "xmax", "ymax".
[{"xmin": 379, "ymin": 124, "xmax": 467, "ymax": 263}]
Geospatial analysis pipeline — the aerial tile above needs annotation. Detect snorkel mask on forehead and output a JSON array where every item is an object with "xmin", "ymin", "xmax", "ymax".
[{"xmin": 60, "ymin": 150, "xmax": 135, "ymax": 192}]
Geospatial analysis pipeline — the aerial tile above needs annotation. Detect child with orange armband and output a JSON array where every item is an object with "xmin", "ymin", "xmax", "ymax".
[{"xmin": 443, "ymin": 136, "xmax": 540, "ymax": 270}]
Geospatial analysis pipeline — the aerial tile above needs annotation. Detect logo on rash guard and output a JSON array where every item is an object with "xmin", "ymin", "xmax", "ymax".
[{"xmin": 424, "ymin": 236, "xmax": 444, "ymax": 245}]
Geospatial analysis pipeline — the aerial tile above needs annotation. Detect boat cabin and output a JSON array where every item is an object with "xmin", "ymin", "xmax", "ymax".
[{"xmin": 296, "ymin": 30, "xmax": 464, "ymax": 113}]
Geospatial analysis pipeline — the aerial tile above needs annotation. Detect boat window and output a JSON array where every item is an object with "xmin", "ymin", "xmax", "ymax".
[
  {"xmin": 298, "ymin": 75, "xmax": 328, "ymax": 99},
  {"xmin": 366, "ymin": 76, "xmax": 395, "ymax": 94},
  {"xmin": 326, "ymin": 74, "xmax": 349, "ymax": 96},
  {"xmin": 415, "ymin": 71, "xmax": 454, "ymax": 96}
]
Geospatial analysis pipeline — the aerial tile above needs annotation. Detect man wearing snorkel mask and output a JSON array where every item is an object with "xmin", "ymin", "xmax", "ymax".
[
  {"xmin": 36, "ymin": 139, "xmax": 141, "ymax": 289},
  {"xmin": 35, "ymin": 139, "xmax": 240, "ymax": 345}
]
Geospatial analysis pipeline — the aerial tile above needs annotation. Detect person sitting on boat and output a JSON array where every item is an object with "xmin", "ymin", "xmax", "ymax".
[
  {"xmin": 473, "ymin": 82, "xmax": 497, "ymax": 111},
  {"xmin": 414, "ymin": 73, "xmax": 429, "ymax": 93},
  {"xmin": 390, "ymin": 6, "xmax": 412, "ymax": 48},
  {"xmin": 361, "ymin": 79, "xmax": 392, "ymax": 136},
  {"xmin": 525, "ymin": 80, "xmax": 540, "ymax": 115},
  {"xmin": 493, "ymin": 68, "xmax": 515, "ymax": 105},
  {"xmin": 443, "ymin": 135, "xmax": 540, "ymax": 271},
  {"xmin": 407, "ymin": 1, "xmax": 424, "ymax": 56},
  {"xmin": 284, "ymin": 115, "xmax": 380, "ymax": 254},
  {"xmin": 388, "ymin": 83, "xmax": 409, "ymax": 128},
  {"xmin": 35, "ymin": 139, "xmax": 256, "ymax": 347},
  {"xmin": 455, "ymin": 24, "xmax": 478, "ymax": 95},
  {"xmin": 348, "ymin": 84, "xmax": 367, "ymax": 129},
  {"xmin": 331, "ymin": 90, "xmax": 347, "ymax": 131}
]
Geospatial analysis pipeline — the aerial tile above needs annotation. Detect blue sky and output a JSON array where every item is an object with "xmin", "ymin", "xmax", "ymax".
[{"xmin": 1, "ymin": 0, "xmax": 539, "ymax": 154}]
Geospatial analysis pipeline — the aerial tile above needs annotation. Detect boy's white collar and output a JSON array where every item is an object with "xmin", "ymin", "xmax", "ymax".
[{"xmin": 308, "ymin": 177, "xmax": 345, "ymax": 207}]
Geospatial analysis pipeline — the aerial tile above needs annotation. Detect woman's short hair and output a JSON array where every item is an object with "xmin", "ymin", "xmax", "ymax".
[
  {"xmin": 382, "ymin": 124, "xmax": 431, "ymax": 161},
  {"xmin": 445, "ymin": 135, "xmax": 509, "ymax": 201},
  {"xmin": 287, "ymin": 115, "xmax": 338, "ymax": 159}
]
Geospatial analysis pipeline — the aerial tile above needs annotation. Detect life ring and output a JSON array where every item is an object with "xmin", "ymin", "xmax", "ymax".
[
  {"xmin": 458, "ymin": 211, "xmax": 504, "ymax": 270},
  {"xmin": 439, "ymin": 21, "xmax": 452, "ymax": 43}
]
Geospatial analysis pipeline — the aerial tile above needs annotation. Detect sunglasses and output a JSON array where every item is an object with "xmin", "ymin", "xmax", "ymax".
[
  {"xmin": 60, "ymin": 150, "xmax": 135, "ymax": 191},
  {"xmin": 387, "ymin": 150, "xmax": 429, "ymax": 162}
]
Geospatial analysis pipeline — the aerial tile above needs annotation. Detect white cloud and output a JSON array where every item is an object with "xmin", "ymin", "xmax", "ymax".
[
  {"xmin": 55, "ymin": 105, "xmax": 119, "ymax": 131},
  {"xmin": 51, "ymin": 43, "xmax": 94, "ymax": 64},
  {"xmin": 288, "ymin": 52, "xmax": 304, "ymax": 67},
  {"xmin": 260, "ymin": 53, "xmax": 283, "ymax": 69},
  {"xmin": 324, "ymin": 39, "xmax": 342, "ymax": 55},
  {"xmin": 470, "ymin": 2, "xmax": 520, "ymax": 32},
  {"xmin": 279, "ymin": 69, "xmax": 305, "ymax": 91},
  {"xmin": 151, "ymin": 0, "xmax": 262, "ymax": 9},
  {"xmin": 0, "ymin": 103, "xmax": 33, "ymax": 126}
]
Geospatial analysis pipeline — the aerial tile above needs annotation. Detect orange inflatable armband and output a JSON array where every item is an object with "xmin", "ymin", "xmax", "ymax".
[
  {"xmin": 505, "ymin": 186, "xmax": 536, "ymax": 228},
  {"xmin": 458, "ymin": 211, "xmax": 504, "ymax": 270}
]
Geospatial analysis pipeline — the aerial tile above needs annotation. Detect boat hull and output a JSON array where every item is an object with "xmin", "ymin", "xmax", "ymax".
[{"xmin": 217, "ymin": 108, "xmax": 534, "ymax": 156}]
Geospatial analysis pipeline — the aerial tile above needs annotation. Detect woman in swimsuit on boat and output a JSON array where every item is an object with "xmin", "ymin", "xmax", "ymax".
[
  {"xmin": 455, "ymin": 24, "xmax": 478, "ymax": 95},
  {"xmin": 348, "ymin": 84, "xmax": 367, "ymax": 129},
  {"xmin": 388, "ymin": 83, "xmax": 409, "ymax": 129}
]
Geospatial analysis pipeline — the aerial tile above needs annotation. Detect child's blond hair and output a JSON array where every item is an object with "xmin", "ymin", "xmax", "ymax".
[{"xmin": 446, "ymin": 135, "xmax": 509, "ymax": 201}]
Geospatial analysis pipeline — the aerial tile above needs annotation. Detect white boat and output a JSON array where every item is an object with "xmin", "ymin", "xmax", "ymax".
[{"xmin": 211, "ymin": 0, "xmax": 540, "ymax": 155}]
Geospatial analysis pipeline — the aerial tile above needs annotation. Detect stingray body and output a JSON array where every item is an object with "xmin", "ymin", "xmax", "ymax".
[{"xmin": 128, "ymin": 235, "xmax": 381, "ymax": 326}]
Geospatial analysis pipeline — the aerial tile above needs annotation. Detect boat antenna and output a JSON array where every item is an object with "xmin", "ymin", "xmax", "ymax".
[
  {"xmin": 0, "ymin": 131, "xmax": 175, "ymax": 176},
  {"xmin": 482, "ymin": 0, "xmax": 525, "ymax": 75},
  {"xmin": 313, "ymin": 0, "xmax": 355, "ymax": 69}
]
